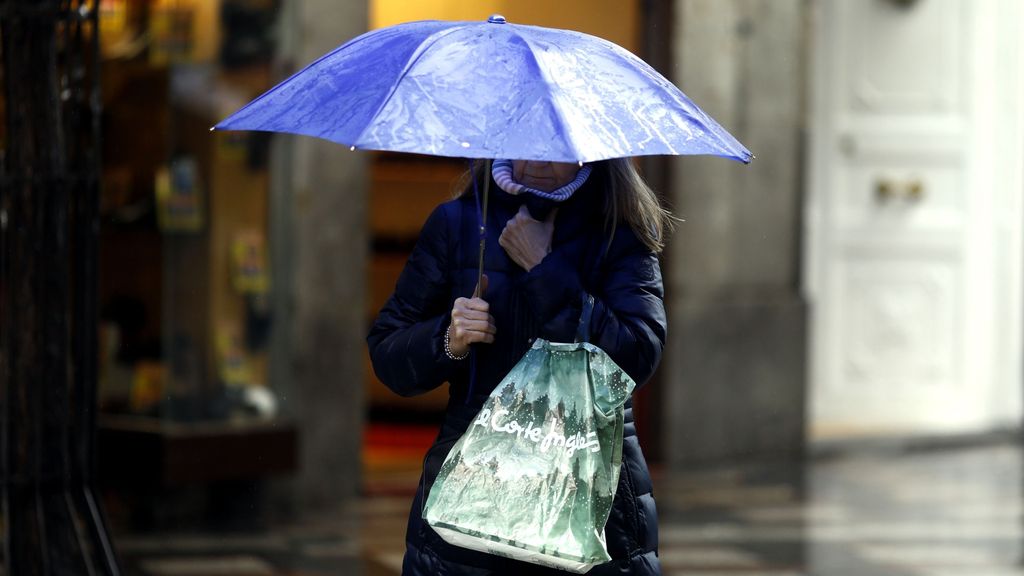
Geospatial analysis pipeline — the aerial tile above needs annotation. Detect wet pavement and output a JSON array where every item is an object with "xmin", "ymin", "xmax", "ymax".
[{"xmin": 114, "ymin": 440, "xmax": 1024, "ymax": 575}]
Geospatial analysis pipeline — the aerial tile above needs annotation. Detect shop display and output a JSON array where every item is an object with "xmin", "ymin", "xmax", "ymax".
[
  {"xmin": 230, "ymin": 230, "xmax": 269, "ymax": 295},
  {"xmin": 216, "ymin": 324, "xmax": 256, "ymax": 389},
  {"xmin": 155, "ymin": 157, "xmax": 204, "ymax": 232},
  {"xmin": 91, "ymin": 0, "xmax": 296, "ymax": 532}
]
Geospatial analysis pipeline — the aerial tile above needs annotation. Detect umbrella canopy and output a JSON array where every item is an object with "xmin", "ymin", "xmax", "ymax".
[{"xmin": 214, "ymin": 15, "xmax": 751, "ymax": 164}]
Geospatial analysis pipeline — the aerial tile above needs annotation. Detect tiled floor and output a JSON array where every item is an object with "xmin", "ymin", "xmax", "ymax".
[{"xmin": 115, "ymin": 441, "xmax": 1024, "ymax": 575}]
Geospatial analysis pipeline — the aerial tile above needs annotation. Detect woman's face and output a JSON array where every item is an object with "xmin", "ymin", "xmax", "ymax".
[{"xmin": 512, "ymin": 160, "xmax": 580, "ymax": 192}]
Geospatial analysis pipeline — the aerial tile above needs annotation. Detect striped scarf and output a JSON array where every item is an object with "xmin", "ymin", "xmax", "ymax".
[{"xmin": 491, "ymin": 159, "xmax": 592, "ymax": 201}]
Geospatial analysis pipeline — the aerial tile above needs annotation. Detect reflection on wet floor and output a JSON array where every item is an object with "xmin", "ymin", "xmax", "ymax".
[{"xmin": 115, "ymin": 441, "xmax": 1024, "ymax": 575}]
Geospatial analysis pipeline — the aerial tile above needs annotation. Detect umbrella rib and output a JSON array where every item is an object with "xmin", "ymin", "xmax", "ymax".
[
  {"xmin": 351, "ymin": 25, "xmax": 468, "ymax": 150},
  {"xmin": 506, "ymin": 27, "xmax": 583, "ymax": 163},
  {"xmin": 215, "ymin": 29, "xmax": 381, "ymax": 130},
  {"xmin": 600, "ymin": 44, "xmax": 752, "ymax": 163}
]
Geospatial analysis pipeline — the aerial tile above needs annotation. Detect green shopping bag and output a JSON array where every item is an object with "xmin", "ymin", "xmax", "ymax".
[{"xmin": 423, "ymin": 296, "xmax": 636, "ymax": 573}]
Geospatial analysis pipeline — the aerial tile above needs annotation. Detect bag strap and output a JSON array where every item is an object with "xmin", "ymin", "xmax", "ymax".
[{"xmin": 575, "ymin": 293, "xmax": 595, "ymax": 344}]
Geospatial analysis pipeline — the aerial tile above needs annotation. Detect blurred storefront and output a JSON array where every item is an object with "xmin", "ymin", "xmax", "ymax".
[
  {"xmin": 98, "ymin": 0, "xmax": 280, "ymax": 423},
  {"xmin": 94, "ymin": 0, "xmax": 302, "ymax": 526}
]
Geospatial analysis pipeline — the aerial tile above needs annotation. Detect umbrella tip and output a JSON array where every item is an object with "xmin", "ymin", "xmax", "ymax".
[
  {"xmin": 487, "ymin": 14, "xmax": 506, "ymax": 24},
  {"xmin": 350, "ymin": 145, "xmax": 356, "ymax": 151},
  {"xmin": 209, "ymin": 126, "xmax": 216, "ymax": 132}
]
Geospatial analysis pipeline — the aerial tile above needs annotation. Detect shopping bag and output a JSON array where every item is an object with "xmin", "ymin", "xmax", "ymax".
[{"xmin": 423, "ymin": 296, "xmax": 635, "ymax": 573}]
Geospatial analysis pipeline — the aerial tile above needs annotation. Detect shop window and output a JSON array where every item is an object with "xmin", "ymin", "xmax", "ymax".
[{"xmin": 96, "ymin": 0, "xmax": 295, "ymax": 523}]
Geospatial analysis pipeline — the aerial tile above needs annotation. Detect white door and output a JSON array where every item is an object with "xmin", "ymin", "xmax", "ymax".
[{"xmin": 805, "ymin": 0, "xmax": 1023, "ymax": 439}]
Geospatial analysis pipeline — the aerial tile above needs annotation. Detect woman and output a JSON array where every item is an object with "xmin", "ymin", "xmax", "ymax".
[{"xmin": 367, "ymin": 157, "xmax": 670, "ymax": 575}]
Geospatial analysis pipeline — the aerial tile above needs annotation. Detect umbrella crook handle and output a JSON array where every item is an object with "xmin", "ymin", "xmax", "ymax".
[{"xmin": 472, "ymin": 159, "xmax": 491, "ymax": 299}]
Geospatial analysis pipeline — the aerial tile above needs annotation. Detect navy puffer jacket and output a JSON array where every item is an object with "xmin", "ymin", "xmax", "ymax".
[{"xmin": 367, "ymin": 168, "xmax": 666, "ymax": 575}]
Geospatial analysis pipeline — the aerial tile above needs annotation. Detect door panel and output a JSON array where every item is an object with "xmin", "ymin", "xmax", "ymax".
[
  {"xmin": 840, "ymin": 255, "xmax": 959, "ymax": 394},
  {"xmin": 841, "ymin": 0, "xmax": 964, "ymax": 116}
]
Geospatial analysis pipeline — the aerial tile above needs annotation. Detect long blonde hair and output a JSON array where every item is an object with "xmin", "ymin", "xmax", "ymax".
[
  {"xmin": 600, "ymin": 158, "xmax": 676, "ymax": 254},
  {"xmin": 456, "ymin": 158, "xmax": 676, "ymax": 253}
]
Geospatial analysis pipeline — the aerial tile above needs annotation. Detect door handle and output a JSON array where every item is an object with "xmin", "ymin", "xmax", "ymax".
[
  {"xmin": 906, "ymin": 179, "xmax": 924, "ymax": 201},
  {"xmin": 874, "ymin": 178, "xmax": 925, "ymax": 203},
  {"xmin": 875, "ymin": 178, "xmax": 895, "ymax": 202}
]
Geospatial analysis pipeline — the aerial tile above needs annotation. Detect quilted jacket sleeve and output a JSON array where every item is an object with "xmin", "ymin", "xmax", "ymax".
[
  {"xmin": 518, "ymin": 229, "xmax": 667, "ymax": 388},
  {"xmin": 367, "ymin": 203, "xmax": 460, "ymax": 397}
]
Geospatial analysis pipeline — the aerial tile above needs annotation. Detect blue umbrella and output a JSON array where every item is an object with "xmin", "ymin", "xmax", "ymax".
[
  {"xmin": 215, "ymin": 15, "xmax": 751, "ymax": 402},
  {"xmin": 213, "ymin": 15, "xmax": 752, "ymax": 164},
  {"xmin": 214, "ymin": 13, "xmax": 752, "ymax": 301}
]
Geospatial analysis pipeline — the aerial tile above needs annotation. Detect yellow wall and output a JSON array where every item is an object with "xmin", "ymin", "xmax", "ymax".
[
  {"xmin": 191, "ymin": 0, "xmax": 220, "ymax": 62},
  {"xmin": 370, "ymin": 0, "xmax": 639, "ymax": 54}
]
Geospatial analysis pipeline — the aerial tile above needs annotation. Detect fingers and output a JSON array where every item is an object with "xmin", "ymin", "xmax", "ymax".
[
  {"xmin": 454, "ymin": 308, "xmax": 491, "ymax": 322},
  {"xmin": 502, "ymin": 209, "xmax": 531, "ymax": 245},
  {"xmin": 498, "ymin": 221, "xmax": 524, "ymax": 251},
  {"xmin": 453, "ymin": 296, "xmax": 490, "ymax": 314},
  {"xmin": 453, "ymin": 323, "xmax": 496, "ymax": 342},
  {"xmin": 449, "ymin": 313, "xmax": 497, "ymax": 346},
  {"xmin": 457, "ymin": 331, "xmax": 495, "ymax": 346},
  {"xmin": 473, "ymin": 274, "xmax": 489, "ymax": 299},
  {"xmin": 451, "ymin": 293, "xmax": 496, "ymax": 348},
  {"xmin": 508, "ymin": 205, "xmax": 539, "ymax": 228},
  {"xmin": 450, "ymin": 309, "xmax": 496, "ymax": 330}
]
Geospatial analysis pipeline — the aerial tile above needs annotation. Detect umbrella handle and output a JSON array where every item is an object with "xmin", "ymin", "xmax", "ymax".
[
  {"xmin": 474, "ymin": 237, "xmax": 486, "ymax": 298},
  {"xmin": 473, "ymin": 160, "xmax": 491, "ymax": 299},
  {"xmin": 466, "ymin": 159, "xmax": 491, "ymax": 406}
]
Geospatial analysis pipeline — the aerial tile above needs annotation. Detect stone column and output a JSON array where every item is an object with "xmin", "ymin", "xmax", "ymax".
[
  {"xmin": 664, "ymin": 0, "xmax": 808, "ymax": 466},
  {"xmin": 272, "ymin": 0, "xmax": 369, "ymax": 509}
]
